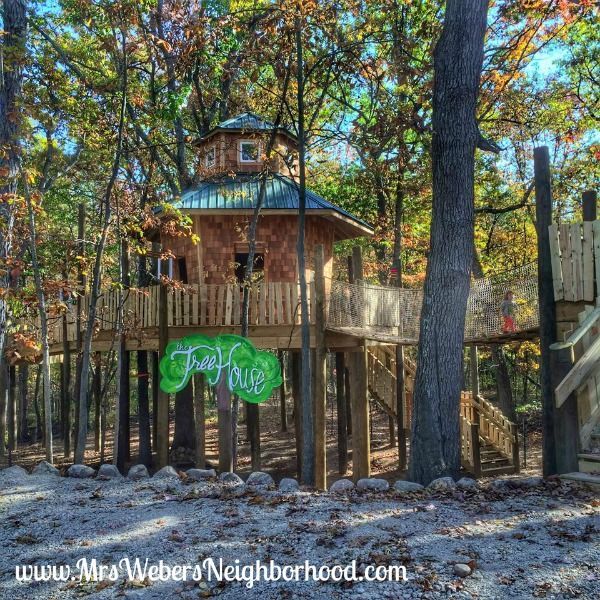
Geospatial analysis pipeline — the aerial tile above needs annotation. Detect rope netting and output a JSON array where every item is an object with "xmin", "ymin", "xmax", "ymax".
[{"xmin": 327, "ymin": 263, "xmax": 539, "ymax": 343}]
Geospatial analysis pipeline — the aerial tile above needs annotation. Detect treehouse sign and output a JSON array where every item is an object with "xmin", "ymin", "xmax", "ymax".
[{"xmin": 159, "ymin": 334, "xmax": 282, "ymax": 404}]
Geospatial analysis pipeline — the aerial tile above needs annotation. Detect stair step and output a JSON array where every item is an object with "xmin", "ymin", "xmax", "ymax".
[
  {"xmin": 481, "ymin": 458, "xmax": 510, "ymax": 466},
  {"xmin": 481, "ymin": 465, "xmax": 517, "ymax": 476},
  {"xmin": 578, "ymin": 453, "xmax": 600, "ymax": 473},
  {"xmin": 560, "ymin": 472, "xmax": 600, "ymax": 488}
]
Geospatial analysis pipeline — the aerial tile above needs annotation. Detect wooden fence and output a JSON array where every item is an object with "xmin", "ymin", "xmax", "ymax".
[{"xmin": 549, "ymin": 221, "xmax": 600, "ymax": 302}]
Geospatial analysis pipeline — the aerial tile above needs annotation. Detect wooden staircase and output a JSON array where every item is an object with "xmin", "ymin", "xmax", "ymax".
[
  {"xmin": 551, "ymin": 303, "xmax": 600, "ymax": 489},
  {"xmin": 366, "ymin": 345, "xmax": 519, "ymax": 477}
]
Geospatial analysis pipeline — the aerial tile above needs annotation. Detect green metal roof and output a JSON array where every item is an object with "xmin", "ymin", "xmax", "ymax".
[{"xmin": 174, "ymin": 174, "xmax": 372, "ymax": 237}]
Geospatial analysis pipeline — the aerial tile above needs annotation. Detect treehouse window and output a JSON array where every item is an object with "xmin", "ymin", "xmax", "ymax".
[
  {"xmin": 177, "ymin": 257, "xmax": 188, "ymax": 284},
  {"xmin": 239, "ymin": 140, "xmax": 260, "ymax": 163},
  {"xmin": 235, "ymin": 252, "xmax": 264, "ymax": 283},
  {"xmin": 205, "ymin": 146, "xmax": 216, "ymax": 168}
]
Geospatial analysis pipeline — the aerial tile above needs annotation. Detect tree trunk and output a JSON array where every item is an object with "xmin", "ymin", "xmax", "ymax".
[
  {"xmin": 409, "ymin": 0, "xmax": 490, "ymax": 485},
  {"xmin": 0, "ymin": 0, "xmax": 27, "ymax": 362},
  {"xmin": 138, "ymin": 351, "xmax": 152, "ymax": 466},
  {"xmin": 18, "ymin": 364, "xmax": 28, "ymax": 443},
  {"xmin": 93, "ymin": 352, "xmax": 102, "ymax": 453},
  {"xmin": 172, "ymin": 385, "xmax": 196, "ymax": 456}
]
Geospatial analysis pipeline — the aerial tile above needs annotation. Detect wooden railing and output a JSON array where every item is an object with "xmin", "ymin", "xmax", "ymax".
[
  {"xmin": 49, "ymin": 281, "xmax": 315, "ymax": 345},
  {"xmin": 460, "ymin": 391, "xmax": 519, "ymax": 474}
]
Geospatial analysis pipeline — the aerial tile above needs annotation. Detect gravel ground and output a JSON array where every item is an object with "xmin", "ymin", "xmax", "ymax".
[{"xmin": 0, "ymin": 467, "xmax": 598, "ymax": 599}]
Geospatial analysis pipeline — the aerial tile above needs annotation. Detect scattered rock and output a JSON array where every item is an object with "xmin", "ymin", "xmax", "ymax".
[
  {"xmin": 490, "ymin": 478, "xmax": 510, "ymax": 491},
  {"xmin": 2, "ymin": 465, "xmax": 29, "ymax": 479},
  {"xmin": 153, "ymin": 466, "xmax": 180, "ymax": 479},
  {"xmin": 97, "ymin": 464, "xmax": 121, "ymax": 479},
  {"xmin": 32, "ymin": 461, "xmax": 59, "ymax": 476},
  {"xmin": 508, "ymin": 476, "xmax": 543, "ymax": 489},
  {"xmin": 329, "ymin": 478, "xmax": 355, "ymax": 494},
  {"xmin": 453, "ymin": 563, "xmax": 472, "ymax": 578},
  {"xmin": 427, "ymin": 476, "xmax": 456, "ymax": 491},
  {"xmin": 456, "ymin": 477, "xmax": 478, "ymax": 490},
  {"xmin": 67, "ymin": 464, "xmax": 96, "ymax": 479},
  {"xmin": 128, "ymin": 464, "xmax": 149, "ymax": 480},
  {"xmin": 278, "ymin": 478, "xmax": 300, "ymax": 493},
  {"xmin": 219, "ymin": 472, "xmax": 244, "ymax": 486},
  {"xmin": 356, "ymin": 478, "xmax": 389, "ymax": 492},
  {"xmin": 393, "ymin": 480, "xmax": 424, "ymax": 493},
  {"xmin": 246, "ymin": 471, "xmax": 274, "ymax": 488},
  {"xmin": 186, "ymin": 468, "xmax": 216, "ymax": 481}
]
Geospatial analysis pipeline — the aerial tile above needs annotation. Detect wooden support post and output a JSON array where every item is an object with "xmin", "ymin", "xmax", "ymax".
[
  {"xmin": 7, "ymin": 365, "xmax": 16, "ymax": 454},
  {"xmin": 291, "ymin": 351, "xmax": 302, "ymax": 479},
  {"xmin": 344, "ymin": 362, "xmax": 352, "ymax": 436},
  {"xmin": 335, "ymin": 352, "xmax": 348, "ymax": 474},
  {"xmin": 314, "ymin": 244, "xmax": 327, "ymax": 490},
  {"xmin": 582, "ymin": 190, "xmax": 597, "ymax": 222},
  {"xmin": 535, "ymin": 145, "xmax": 578, "ymax": 475},
  {"xmin": 61, "ymin": 298, "xmax": 71, "ymax": 457},
  {"xmin": 279, "ymin": 351, "xmax": 287, "ymax": 432},
  {"xmin": 349, "ymin": 345, "xmax": 370, "ymax": 481},
  {"xmin": 151, "ymin": 351, "xmax": 159, "ymax": 453},
  {"xmin": 93, "ymin": 352, "xmax": 101, "ymax": 453},
  {"xmin": 72, "ymin": 203, "xmax": 85, "ymax": 457},
  {"xmin": 396, "ymin": 345, "xmax": 407, "ymax": 470},
  {"xmin": 470, "ymin": 422, "xmax": 482, "ymax": 477},
  {"xmin": 193, "ymin": 373, "xmax": 206, "ymax": 468},
  {"xmin": 470, "ymin": 345, "xmax": 480, "ymax": 398},
  {"xmin": 246, "ymin": 402, "xmax": 261, "ymax": 472},
  {"xmin": 217, "ymin": 376, "xmax": 233, "ymax": 473},
  {"xmin": 550, "ymin": 346, "xmax": 580, "ymax": 473},
  {"xmin": 156, "ymin": 284, "xmax": 170, "ymax": 468}
]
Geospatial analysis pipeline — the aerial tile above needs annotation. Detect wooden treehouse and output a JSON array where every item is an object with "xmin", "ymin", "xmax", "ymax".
[{"xmin": 46, "ymin": 113, "xmax": 521, "ymax": 484}]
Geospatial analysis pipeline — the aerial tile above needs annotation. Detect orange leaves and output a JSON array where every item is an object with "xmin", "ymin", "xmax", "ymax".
[{"xmin": 5, "ymin": 333, "xmax": 42, "ymax": 366}]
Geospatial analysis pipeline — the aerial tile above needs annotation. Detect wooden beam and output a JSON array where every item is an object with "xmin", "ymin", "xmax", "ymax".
[
  {"xmin": 156, "ymin": 283, "xmax": 170, "ymax": 468},
  {"xmin": 217, "ymin": 376, "xmax": 233, "ymax": 473},
  {"xmin": 349, "ymin": 345, "xmax": 370, "ymax": 481},
  {"xmin": 555, "ymin": 334, "xmax": 600, "ymax": 407},
  {"xmin": 291, "ymin": 351, "xmax": 302, "ymax": 479},
  {"xmin": 396, "ymin": 345, "xmax": 407, "ymax": 470},
  {"xmin": 193, "ymin": 373, "xmax": 206, "ymax": 468},
  {"xmin": 314, "ymin": 244, "xmax": 327, "ymax": 490},
  {"xmin": 335, "ymin": 352, "xmax": 348, "ymax": 475}
]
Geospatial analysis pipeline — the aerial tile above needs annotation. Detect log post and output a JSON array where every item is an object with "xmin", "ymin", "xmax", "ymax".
[
  {"xmin": 291, "ymin": 351, "xmax": 302, "ymax": 479},
  {"xmin": 396, "ymin": 345, "xmax": 407, "ymax": 470},
  {"xmin": 470, "ymin": 421, "xmax": 482, "ymax": 477},
  {"xmin": 335, "ymin": 352, "xmax": 348, "ymax": 474},
  {"xmin": 349, "ymin": 246, "xmax": 370, "ymax": 480},
  {"xmin": 470, "ymin": 345, "xmax": 480, "ymax": 398},
  {"xmin": 535, "ymin": 145, "xmax": 578, "ymax": 475},
  {"xmin": 217, "ymin": 376, "xmax": 233, "ymax": 473},
  {"xmin": 156, "ymin": 283, "xmax": 170, "ymax": 468},
  {"xmin": 314, "ymin": 244, "xmax": 327, "ymax": 490},
  {"xmin": 193, "ymin": 373, "xmax": 205, "ymax": 468},
  {"xmin": 582, "ymin": 190, "xmax": 597, "ymax": 222},
  {"xmin": 93, "ymin": 352, "xmax": 102, "ymax": 453},
  {"xmin": 278, "ymin": 351, "xmax": 287, "ymax": 432}
]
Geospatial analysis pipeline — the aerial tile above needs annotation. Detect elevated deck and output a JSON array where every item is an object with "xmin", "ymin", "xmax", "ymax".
[{"xmin": 44, "ymin": 262, "xmax": 539, "ymax": 354}]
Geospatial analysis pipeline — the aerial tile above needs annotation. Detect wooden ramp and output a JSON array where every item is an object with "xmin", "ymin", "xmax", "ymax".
[{"xmin": 366, "ymin": 345, "xmax": 520, "ymax": 477}]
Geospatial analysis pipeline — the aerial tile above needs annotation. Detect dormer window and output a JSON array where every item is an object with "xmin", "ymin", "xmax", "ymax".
[
  {"xmin": 239, "ymin": 140, "xmax": 260, "ymax": 163},
  {"xmin": 205, "ymin": 145, "xmax": 216, "ymax": 168}
]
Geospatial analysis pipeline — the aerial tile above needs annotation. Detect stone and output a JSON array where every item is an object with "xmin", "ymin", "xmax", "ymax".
[
  {"xmin": 508, "ymin": 476, "xmax": 543, "ymax": 489},
  {"xmin": 490, "ymin": 478, "xmax": 510, "ymax": 491},
  {"xmin": 97, "ymin": 464, "xmax": 122, "ymax": 479},
  {"xmin": 186, "ymin": 468, "xmax": 216, "ymax": 481},
  {"xmin": 219, "ymin": 472, "xmax": 244, "ymax": 486},
  {"xmin": 2, "ymin": 465, "xmax": 29, "ymax": 479},
  {"xmin": 67, "ymin": 464, "xmax": 96, "ymax": 479},
  {"xmin": 453, "ymin": 564, "xmax": 472, "ymax": 578},
  {"xmin": 356, "ymin": 478, "xmax": 390, "ymax": 492},
  {"xmin": 456, "ymin": 477, "xmax": 478, "ymax": 490},
  {"xmin": 128, "ymin": 464, "xmax": 150, "ymax": 480},
  {"xmin": 246, "ymin": 471, "xmax": 275, "ymax": 488},
  {"xmin": 329, "ymin": 478, "xmax": 355, "ymax": 494},
  {"xmin": 278, "ymin": 478, "xmax": 300, "ymax": 493},
  {"xmin": 427, "ymin": 477, "xmax": 456, "ymax": 491},
  {"xmin": 153, "ymin": 466, "xmax": 180, "ymax": 479},
  {"xmin": 393, "ymin": 480, "xmax": 424, "ymax": 493},
  {"xmin": 32, "ymin": 461, "xmax": 60, "ymax": 476}
]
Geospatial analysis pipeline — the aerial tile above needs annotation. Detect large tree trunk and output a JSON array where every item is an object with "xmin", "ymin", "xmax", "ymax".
[
  {"xmin": 409, "ymin": 0, "xmax": 489, "ymax": 485},
  {"xmin": 18, "ymin": 363, "xmax": 28, "ymax": 443}
]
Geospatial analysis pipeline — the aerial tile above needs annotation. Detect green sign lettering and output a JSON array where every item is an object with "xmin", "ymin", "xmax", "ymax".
[{"xmin": 159, "ymin": 334, "xmax": 282, "ymax": 404}]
